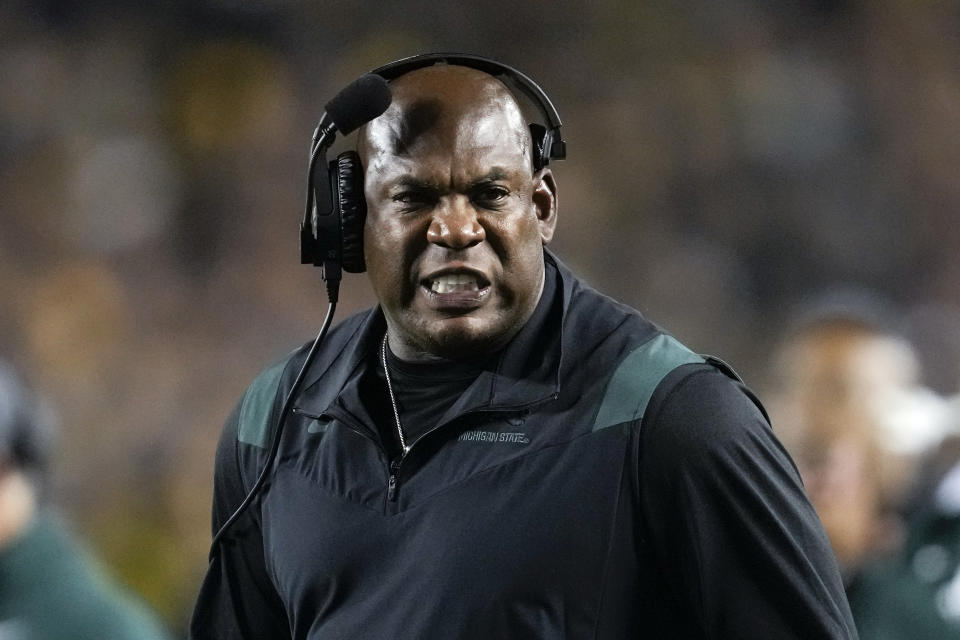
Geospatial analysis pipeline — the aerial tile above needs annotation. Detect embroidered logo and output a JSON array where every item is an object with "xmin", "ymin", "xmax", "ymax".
[{"xmin": 457, "ymin": 430, "xmax": 529, "ymax": 444}]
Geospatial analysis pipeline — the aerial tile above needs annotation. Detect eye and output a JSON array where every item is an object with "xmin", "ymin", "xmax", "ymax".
[
  {"xmin": 392, "ymin": 189, "xmax": 436, "ymax": 212},
  {"xmin": 473, "ymin": 185, "xmax": 510, "ymax": 208}
]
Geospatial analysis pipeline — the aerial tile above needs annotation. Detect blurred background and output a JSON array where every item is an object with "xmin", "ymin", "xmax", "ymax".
[{"xmin": 1, "ymin": 0, "xmax": 958, "ymax": 634}]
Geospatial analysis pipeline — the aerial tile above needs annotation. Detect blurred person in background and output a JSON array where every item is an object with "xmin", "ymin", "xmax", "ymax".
[
  {"xmin": 766, "ymin": 303, "xmax": 956, "ymax": 638},
  {"xmin": 0, "ymin": 359, "xmax": 171, "ymax": 640},
  {"xmin": 849, "ymin": 372, "xmax": 960, "ymax": 639}
]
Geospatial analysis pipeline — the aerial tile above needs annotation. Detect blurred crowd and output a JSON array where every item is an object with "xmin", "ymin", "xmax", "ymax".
[{"xmin": 1, "ymin": 0, "xmax": 958, "ymax": 634}]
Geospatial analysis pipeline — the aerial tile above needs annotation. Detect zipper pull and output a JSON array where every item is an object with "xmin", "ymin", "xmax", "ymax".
[{"xmin": 387, "ymin": 458, "xmax": 401, "ymax": 502}]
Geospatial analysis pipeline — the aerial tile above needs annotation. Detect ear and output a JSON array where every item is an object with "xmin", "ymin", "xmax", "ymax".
[{"xmin": 532, "ymin": 168, "xmax": 558, "ymax": 245}]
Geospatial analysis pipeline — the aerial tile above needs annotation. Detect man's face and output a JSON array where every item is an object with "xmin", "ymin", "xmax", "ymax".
[{"xmin": 360, "ymin": 72, "xmax": 557, "ymax": 360}]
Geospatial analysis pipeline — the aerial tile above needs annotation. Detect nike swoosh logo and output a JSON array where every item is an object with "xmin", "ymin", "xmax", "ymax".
[{"xmin": 307, "ymin": 418, "xmax": 331, "ymax": 434}]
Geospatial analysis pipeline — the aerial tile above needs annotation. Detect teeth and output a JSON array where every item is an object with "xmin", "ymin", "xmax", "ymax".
[{"xmin": 430, "ymin": 274, "xmax": 480, "ymax": 294}]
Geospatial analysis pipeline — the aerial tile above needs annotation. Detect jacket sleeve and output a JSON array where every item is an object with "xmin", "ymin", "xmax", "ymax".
[
  {"xmin": 638, "ymin": 364, "xmax": 858, "ymax": 639},
  {"xmin": 189, "ymin": 402, "xmax": 290, "ymax": 640}
]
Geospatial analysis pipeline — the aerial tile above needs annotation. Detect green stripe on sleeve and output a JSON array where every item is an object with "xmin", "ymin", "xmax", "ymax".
[
  {"xmin": 237, "ymin": 359, "xmax": 287, "ymax": 447},
  {"xmin": 592, "ymin": 334, "xmax": 703, "ymax": 431}
]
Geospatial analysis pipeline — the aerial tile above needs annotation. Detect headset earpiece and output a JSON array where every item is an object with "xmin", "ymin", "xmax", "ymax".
[
  {"xmin": 528, "ymin": 124, "xmax": 549, "ymax": 172},
  {"xmin": 334, "ymin": 151, "xmax": 366, "ymax": 273}
]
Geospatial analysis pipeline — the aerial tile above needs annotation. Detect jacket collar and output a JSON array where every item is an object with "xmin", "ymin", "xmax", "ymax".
[{"xmin": 293, "ymin": 250, "xmax": 572, "ymax": 421}]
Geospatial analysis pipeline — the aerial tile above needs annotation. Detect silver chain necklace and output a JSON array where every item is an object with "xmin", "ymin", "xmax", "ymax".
[{"xmin": 381, "ymin": 334, "xmax": 410, "ymax": 455}]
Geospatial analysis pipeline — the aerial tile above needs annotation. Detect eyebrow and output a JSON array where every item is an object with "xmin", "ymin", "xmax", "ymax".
[
  {"xmin": 390, "ymin": 176, "xmax": 439, "ymax": 192},
  {"xmin": 471, "ymin": 168, "xmax": 510, "ymax": 184},
  {"xmin": 389, "ymin": 168, "xmax": 513, "ymax": 192}
]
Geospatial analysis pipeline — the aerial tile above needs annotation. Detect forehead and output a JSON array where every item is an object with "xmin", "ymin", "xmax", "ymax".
[{"xmin": 359, "ymin": 68, "xmax": 530, "ymax": 180}]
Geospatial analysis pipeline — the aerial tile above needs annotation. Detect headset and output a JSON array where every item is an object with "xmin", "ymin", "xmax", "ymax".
[
  {"xmin": 299, "ymin": 52, "xmax": 567, "ymax": 300},
  {"xmin": 209, "ymin": 53, "xmax": 566, "ymax": 557}
]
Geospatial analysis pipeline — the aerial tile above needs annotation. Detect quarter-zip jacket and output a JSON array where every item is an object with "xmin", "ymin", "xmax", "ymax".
[{"xmin": 190, "ymin": 253, "xmax": 857, "ymax": 639}]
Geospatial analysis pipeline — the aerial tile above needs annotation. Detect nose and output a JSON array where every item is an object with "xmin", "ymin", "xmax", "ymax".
[{"xmin": 426, "ymin": 197, "xmax": 485, "ymax": 249}]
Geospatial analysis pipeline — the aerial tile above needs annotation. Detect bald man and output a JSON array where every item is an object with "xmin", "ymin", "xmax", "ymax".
[{"xmin": 190, "ymin": 59, "xmax": 856, "ymax": 639}]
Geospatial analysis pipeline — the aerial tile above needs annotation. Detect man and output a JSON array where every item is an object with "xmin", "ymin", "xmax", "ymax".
[
  {"xmin": 0, "ymin": 360, "xmax": 171, "ymax": 640},
  {"xmin": 191, "ymin": 60, "xmax": 857, "ymax": 638}
]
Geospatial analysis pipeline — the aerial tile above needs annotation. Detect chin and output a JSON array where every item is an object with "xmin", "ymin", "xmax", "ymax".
[{"xmin": 421, "ymin": 318, "xmax": 507, "ymax": 360}]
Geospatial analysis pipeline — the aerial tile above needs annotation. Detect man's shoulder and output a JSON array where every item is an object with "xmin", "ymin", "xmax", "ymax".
[
  {"xmin": 551, "ymin": 257, "xmax": 712, "ymax": 431},
  {"xmin": 588, "ymin": 332, "xmax": 706, "ymax": 432},
  {"xmin": 232, "ymin": 307, "xmax": 375, "ymax": 448},
  {"xmin": 554, "ymin": 256, "xmax": 767, "ymax": 436}
]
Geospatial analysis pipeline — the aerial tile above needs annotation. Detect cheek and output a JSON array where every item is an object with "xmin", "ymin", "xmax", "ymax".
[
  {"xmin": 363, "ymin": 221, "xmax": 421, "ymax": 301},
  {"xmin": 363, "ymin": 209, "xmax": 402, "ymax": 260},
  {"xmin": 499, "ymin": 213, "xmax": 546, "ymax": 272},
  {"xmin": 363, "ymin": 226, "xmax": 397, "ymax": 290},
  {"xmin": 362, "ymin": 225, "xmax": 382, "ymax": 265}
]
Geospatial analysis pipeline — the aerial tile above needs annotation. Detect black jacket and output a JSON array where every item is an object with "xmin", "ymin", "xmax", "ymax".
[{"xmin": 191, "ymin": 253, "xmax": 857, "ymax": 639}]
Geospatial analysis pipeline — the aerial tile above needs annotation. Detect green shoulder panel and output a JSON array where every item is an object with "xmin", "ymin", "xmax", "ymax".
[
  {"xmin": 591, "ymin": 333, "xmax": 703, "ymax": 432},
  {"xmin": 237, "ymin": 359, "xmax": 288, "ymax": 447}
]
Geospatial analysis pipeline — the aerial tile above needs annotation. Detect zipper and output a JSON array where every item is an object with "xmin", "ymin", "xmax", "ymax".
[{"xmin": 387, "ymin": 457, "xmax": 402, "ymax": 501}]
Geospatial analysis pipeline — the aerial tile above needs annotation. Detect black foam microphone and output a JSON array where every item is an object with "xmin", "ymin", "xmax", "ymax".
[{"xmin": 324, "ymin": 74, "xmax": 392, "ymax": 135}]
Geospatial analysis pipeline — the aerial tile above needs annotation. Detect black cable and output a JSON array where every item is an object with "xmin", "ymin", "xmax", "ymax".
[{"xmin": 208, "ymin": 299, "xmax": 338, "ymax": 559}]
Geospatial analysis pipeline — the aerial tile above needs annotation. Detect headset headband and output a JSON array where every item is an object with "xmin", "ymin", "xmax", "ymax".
[{"xmin": 368, "ymin": 53, "xmax": 567, "ymax": 168}]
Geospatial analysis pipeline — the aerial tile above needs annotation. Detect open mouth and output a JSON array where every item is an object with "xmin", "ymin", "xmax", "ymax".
[
  {"xmin": 429, "ymin": 273, "xmax": 484, "ymax": 294},
  {"xmin": 420, "ymin": 269, "xmax": 491, "ymax": 305}
]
